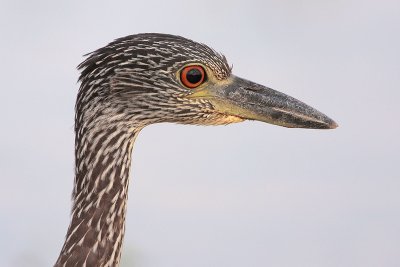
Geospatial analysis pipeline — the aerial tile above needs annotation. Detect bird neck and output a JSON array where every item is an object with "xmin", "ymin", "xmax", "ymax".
[{"xmin": 56, "ymin": 120, "xmax": 139, "ymax": 267}]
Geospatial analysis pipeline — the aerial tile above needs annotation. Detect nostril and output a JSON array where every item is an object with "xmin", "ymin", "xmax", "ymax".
[{"xmin": 245, "ymin": 87, "xmax": 259, "ymax": 92}]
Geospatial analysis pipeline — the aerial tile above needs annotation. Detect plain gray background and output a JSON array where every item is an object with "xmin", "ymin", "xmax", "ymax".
[{"xmin": 1, "ymin": 0, "xmax": 399, "ymax": 266}]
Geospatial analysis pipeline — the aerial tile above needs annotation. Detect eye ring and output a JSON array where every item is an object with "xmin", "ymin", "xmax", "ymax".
[{"xmin": 180, "ymin": 65, "xmax": 206, "ymax": 88}]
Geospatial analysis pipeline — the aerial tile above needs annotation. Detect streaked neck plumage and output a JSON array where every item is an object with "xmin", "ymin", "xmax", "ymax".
[{"xmin": 55, "ymin": 79, "xmax": 142, "ymax": 266}]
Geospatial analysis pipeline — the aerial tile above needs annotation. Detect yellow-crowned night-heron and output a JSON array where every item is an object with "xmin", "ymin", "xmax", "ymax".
[{"xmin": 55, "ymin": 33, "xmax": 337, "ymax": 267}]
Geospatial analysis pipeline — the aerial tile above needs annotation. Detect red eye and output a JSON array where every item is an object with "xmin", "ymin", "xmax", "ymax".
[{"xmin": 180, "ymin": 65, "xmax": 206, "ymax": 88}]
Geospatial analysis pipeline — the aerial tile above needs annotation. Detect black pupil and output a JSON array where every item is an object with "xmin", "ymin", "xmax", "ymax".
[{"xmin": 186, "ymin": 68, "xmax": 203, "ymax": 84}]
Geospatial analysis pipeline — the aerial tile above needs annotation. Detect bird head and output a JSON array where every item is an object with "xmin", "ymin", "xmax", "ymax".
[{"xmin": 77, "ymin": 33, "xmax": 337, "ymax": 129}]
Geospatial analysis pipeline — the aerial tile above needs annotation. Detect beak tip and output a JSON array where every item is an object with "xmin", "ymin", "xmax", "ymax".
[{"xmin": 325, "ymin": 118, "xmax": 338, "ymax": 129}]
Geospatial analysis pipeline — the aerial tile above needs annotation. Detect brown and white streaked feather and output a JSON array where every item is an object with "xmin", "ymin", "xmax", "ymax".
[{"xmin": 55, "ymin": 33, "xmax": 237, "ymax": 267}]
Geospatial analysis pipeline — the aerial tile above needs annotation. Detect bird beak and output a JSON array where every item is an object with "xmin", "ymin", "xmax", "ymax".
[{"xmin": 188, "ymin": 75, "xmax": 338, "ymax": 129}]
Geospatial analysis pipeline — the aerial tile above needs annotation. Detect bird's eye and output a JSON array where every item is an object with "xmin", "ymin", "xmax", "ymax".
[{"xmin": 180, "ymin": 65, "xmax": 206, "ymax": 88}]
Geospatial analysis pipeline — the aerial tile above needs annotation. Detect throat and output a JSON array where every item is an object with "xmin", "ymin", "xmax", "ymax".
[{"xmin": 55, "ymin": 125, "xmax": 138, "ymax": 267}]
